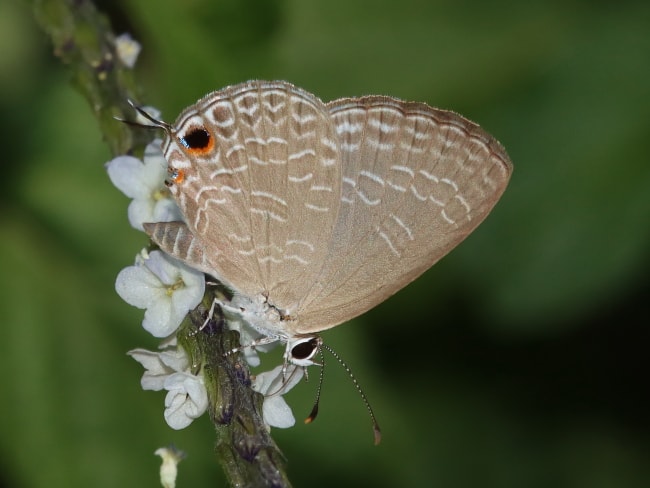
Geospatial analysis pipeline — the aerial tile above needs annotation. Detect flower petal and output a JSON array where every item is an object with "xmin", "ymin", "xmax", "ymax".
[
  {"xmin": 106, "ymin": 155, "xmax": 149, "ymax": 199},
  {"xmin": 153, "ymin": 198, "xmax": 184, "ymax": 224},
  {"xmin": 106, "ymin": 140, "xmax": 180, "ymax": 231},
  {"xmin": 163, "ymin": 372, "xmax": 208, "ymax": 429},
  {"xmin": 115, "ymin": 264, "xmax": 165, "ymax": 309},
  {"xmin": 127, "ymin": 199, "xmax": 157, "ymax": 231},
  {"xmin": 252, "ymin": 365, "xmax": 304, "ymax": 429},
  {"xmin": 116, "ymin": 251, "xmax": 205, "ymax": 338},
  {"xmin": 142, "ymin": 299, "xmax": 180, "ymax": 338},
  {"xmin": 127, "ymin": 347, "xmax": 190, "ymax": 391},
  {"xmin": 262, "ymin": 395, "xmax": 296, "ymax": 428}
]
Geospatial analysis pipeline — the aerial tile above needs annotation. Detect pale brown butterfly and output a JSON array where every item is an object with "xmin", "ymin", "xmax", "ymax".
[{"xmin": 134, "ymin": 80, "xmax": 512, "ymax": 442}]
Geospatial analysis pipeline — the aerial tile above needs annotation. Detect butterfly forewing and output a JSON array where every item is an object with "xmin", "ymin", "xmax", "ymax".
[
  {"xmin": 163, "ymin": 81, "xmax": 342, "ymax": 311},
  {"xmin": 295, "ymin": 96, "xmax": 512, "ymax": 332}
]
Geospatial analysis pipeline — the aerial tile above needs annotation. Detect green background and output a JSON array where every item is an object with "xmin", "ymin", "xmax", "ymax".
[{"xmin": 1, "ymin": 0, "xmax": 649, "ymax": 487}]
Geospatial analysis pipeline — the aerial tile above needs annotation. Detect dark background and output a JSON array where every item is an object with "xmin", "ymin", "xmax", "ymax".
[{"xmin": 1, "ymin": 0, "xmax": 649, "ymax": 487}]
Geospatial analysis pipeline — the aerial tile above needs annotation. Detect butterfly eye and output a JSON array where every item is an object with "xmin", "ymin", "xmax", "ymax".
[
  {"xmin": 290, "ymin": 338, "xmax": 320, "ymax": 361},
  {"xmin": 179, "ymin": 127, "xmax": 213, "ymax": 154}
]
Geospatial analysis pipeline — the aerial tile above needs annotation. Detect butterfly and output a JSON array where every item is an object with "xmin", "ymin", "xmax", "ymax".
[{"xmin": 134, "ymin": 80, "xmax": 512, "ymax": 440}]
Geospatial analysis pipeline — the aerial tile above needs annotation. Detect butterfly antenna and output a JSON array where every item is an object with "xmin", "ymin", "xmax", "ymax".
[
  {"xmin": 320, "ymin": 343, "xmax": 382, "ymax": 445},
  {"xmin": 304, "ymin": 347, "xmax": 326, "ymax": 425},
  {"xmin": 114, "ymin": 100, "xmax": 172, "ymax": 133},
  {"xmin": 267, "ymin": 363, "xmax": 302, "ymax": 397}
]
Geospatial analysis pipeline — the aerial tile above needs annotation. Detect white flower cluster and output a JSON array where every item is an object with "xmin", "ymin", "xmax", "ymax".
[{"xmin": 107, "ymin": 138, "xmax": 301, "ymax": 430}]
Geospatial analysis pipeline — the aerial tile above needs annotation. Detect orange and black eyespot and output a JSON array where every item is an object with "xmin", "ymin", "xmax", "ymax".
[
  {"xmin": 179, "ymin": 126, "xmax": 214, "ymax": 155},
  {"xmin": 169, "ymin": 168, "xmax": 185, "ymax": 185}
]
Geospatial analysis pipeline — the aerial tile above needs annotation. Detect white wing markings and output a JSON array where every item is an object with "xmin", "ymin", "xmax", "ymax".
[
  {"xmin": 210, "ymin": 103, "xmax": 235, "ymax": 128},
  {"xmin": 391, "ymin": 165, "xmax": 415, "ymax": 177},
  {"xmin": 336, "ymin": 120, "xmax": 364, "ymax": 135},
  {"xmin": 195, "ymin": 185, "xmax": 226, "ymax": 205},
  {"xmin": 341, "ymin": 142, "xmax": 361, "ymax": 151},
  {"xmin": 288, "ymin": 149, "xmax": 316, "ymax": 161},
  {"xmin": 258, "ymin": 255, "xmax": 309, "ymax": 265},
  {"xmin": 359, "ymin": 170, "xmax": 385, "ymax": 186},
  {"xmin": 454, "ymin": 194, "xmax": 471, "ymax": 216},
  {"xmin": 390, "ymin": 213, "xmax": 414, "ymax": 240},
  {"xmin": 249, "ymin": 156, "xmax": 268, "ymax": 166},
  {"xmin": 400, "ymin": 141, "xmax": 425, "ymax": 153},
  {"xmin": 210, "ymin": 164, "xmax": 248, "ymax": 178},
  {"xmin": 288, "ymin": 173, "xmax": 313, "ymax": 183},
  {"xmin": 441, "ymin": 209, "xmax": 455, "ymax": 225},
  {"xmin": 229, "ymin": 233, "xmax": 252, "ymax": 243},
  {"xmin": 292, "ymin": 112, "xmax": 317, "ymax": 123},
  {"xmin": 234, "ymin": 100, "xmax": 259, "ymax": 117},
  {"xmin": 441, "ymin": 177, "xmax": 459, "ymax": 192},
  {"xmin": 368, "ymin": 117, "xmax": 398, "ymax": 133},
  {"xmin": 305, "ymin": 203, "xmax": 330, "ymax": 212},
  {"xmin": 251, "ymin": 208, "xmax": 287, "ymax": 222},
  {"xmin": 225, "ymin": 144, "xmax": 246, "ymax": 158},
  {"xmin": 410, "ymin": 185, "xmax": 427, "ymax": 201},
  {"xmin": 321, "ymin": 137, "xmax": 338, "ymax": 152},
  {"xmin": 378, "ymin": 228, "xmax": 400, "ymax": 257},
  {"xmin": 418, "ymin": 169, "xmax": 439, "ymax": 182},
  {"xmin": 387, "ymin": 181, "xmax": 406, "ymax": 192},
  {"xmin": 244, "ymin": 136, "xmax": 288, "ymax": 146},
  {"xmin": 251, "ymin": 190, "xmax": 288, "ymax": 207},
  {"xmin": 310, "ymin": 185, "xmax": 333, "ymax": 192},
  {"xmin": 366, "ymin": 138, "xmax": 395, "ymax": 151},
  {"xmin": 286, "ymin": 240, "xmax": 315, "ymax": 252}
]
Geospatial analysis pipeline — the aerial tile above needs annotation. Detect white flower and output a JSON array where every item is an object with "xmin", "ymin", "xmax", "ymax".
[
  {"xmin": 163, "ymin": 371, "xmax": 208, "ymax": 429},
  {"xmin": 127, "ymin": 346, "xmax": 190, "ymax": 390},
  {"xmin": 252, "ymin": 364, "xmax": 304, "ymax": 428},
  {"xmin": 106, "ymin": 139, "xmax": 183, "ymax": 231},
  {"xmin": 116, "ymin": 250, "xmax": 205, "ymax": 338},
  {"xmin": 129, "ymin": 347, "xmax": 208, "ymax": 430},
  {"xmin": 114, "ymin": 33, "xmax": 142, "ymax": 68},
  {"xmin": 154, "ymin": 446, "xmax": 185, "ymax": 488}
]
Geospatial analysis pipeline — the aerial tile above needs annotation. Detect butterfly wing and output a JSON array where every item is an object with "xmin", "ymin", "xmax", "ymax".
[
  {"xmin": 160, "ymin": 81, "xmax": 342, "ymax": 312},
  {"xmin": 296, "ymin": 96, "xmax": 512, "ymax": 332}
]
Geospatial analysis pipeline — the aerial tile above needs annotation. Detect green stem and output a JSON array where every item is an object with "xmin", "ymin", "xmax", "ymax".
[
  {"xmin": 28, "ymin": 1, "xmax": 291, "ymax": 486},
  {"xmin": 185, "ymin": 290, "xmax": 292, "ymax": 488}
]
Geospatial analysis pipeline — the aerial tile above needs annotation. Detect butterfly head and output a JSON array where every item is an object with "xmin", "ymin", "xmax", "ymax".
[{"xmin": 285, "ymin": 335, "xmax": 323, "ymax": 367}]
